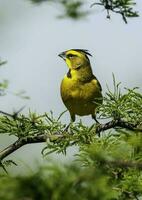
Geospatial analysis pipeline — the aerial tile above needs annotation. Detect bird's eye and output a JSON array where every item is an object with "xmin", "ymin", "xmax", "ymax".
[{"xmin": 67, "ymin": 54, "xmax": 74, "ymax": 58}]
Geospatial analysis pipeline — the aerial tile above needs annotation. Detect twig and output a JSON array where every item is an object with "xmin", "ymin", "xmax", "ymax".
[
  {"xmin": 105, "ymin": 159, "xmax": 142, "ymax": 170},
  {"xmin": 96, "ymin": 119, "xmax": 140, "ymax": 135},
  {"xmin": 0, "ymin": 110, "xmax": 13, "ymax": 118},
  {"xmin": 90, "ymin": 0, "xmax": 138, "ymax": 24},
  {"xmin": 0, "ymin": 106, "xmax": 25, "ymax": 119}
]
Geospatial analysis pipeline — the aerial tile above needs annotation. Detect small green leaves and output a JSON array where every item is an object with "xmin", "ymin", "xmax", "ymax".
[
  {"xmin": 0, "ymin": 60, "xmax": 7, "ymax": 66},
  {"xmin": 91, "ymin": 0, "xmax": 139, "ymax": 23},
  {"xmin": 14, "ymin": 90, "xmax": 30, "ymax": 100},
  {"xmin": 58, "ymin": 0, "xmax": 88, "ymax": 19},
  {"xmin": 29, "ymin": 0, "xmax": 88, "ymax": 19},
  {"xmin": 28, "ymin": 0, "xmax": 139, "ymax": 23},
  {"xmin": 98, "ymin": 76, "xmax": 142, "ymax": 126},
  {"xmin": 0, "ymin": 80, "xmax": 9, "ymax": 96}
]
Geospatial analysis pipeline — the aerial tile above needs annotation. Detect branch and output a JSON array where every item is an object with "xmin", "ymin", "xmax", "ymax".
[
  {"xmin": 96, "ymin": 119, "xmax": 141, "ymax": 135},
  {"xmin": 0, "ymin": 133, "xmax": 63, "ymax": 161},
  {"xmin": 0, "ymin": 118, "xmax": 141, "ymax": 162},
  {"xmin": 0, "ymin": 106, "xmax": 25, "ymax": 119},
  {"xmin": 102, "ymin": 159, "xmax": 142, "ymax": 170}
]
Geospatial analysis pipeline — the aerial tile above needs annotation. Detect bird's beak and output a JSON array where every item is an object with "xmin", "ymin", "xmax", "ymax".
[{"xmin": 58, "ymin": 52, "xmax": 66, "ymax": 60}]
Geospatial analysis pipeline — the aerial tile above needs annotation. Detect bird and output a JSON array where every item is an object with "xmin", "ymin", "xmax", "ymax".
[{"xmin": 58, "ymin": 49, "xmax": 102, "ymax": 123}]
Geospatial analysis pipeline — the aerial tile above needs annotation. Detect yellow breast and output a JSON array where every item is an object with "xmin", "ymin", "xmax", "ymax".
[{"xmin": 60, "ymin": 75, "xmax": 102, "ymax": 116}]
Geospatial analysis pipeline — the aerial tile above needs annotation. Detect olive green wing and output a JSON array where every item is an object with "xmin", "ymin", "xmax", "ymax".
[
  {"xmin": 91, "ymin": 75, "xmax": 103, "ymax": 105},
  {"xmin": 92, "ymin": 75, "xmax": 102, "ymax": 91}
]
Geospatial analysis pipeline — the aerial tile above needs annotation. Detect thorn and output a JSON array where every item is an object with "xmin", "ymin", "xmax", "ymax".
[
  {"xmin": 12, "ymin": 106, "xmax": 26, "ymax": 119},
  {"xmin": 0, "ymin": 162, "xmax": 8, "ymax": 174}
]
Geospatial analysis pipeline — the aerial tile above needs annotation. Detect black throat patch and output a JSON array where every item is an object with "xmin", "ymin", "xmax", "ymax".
[{"xmin": 67, "ymin": 69, "xmax": 72, "ymax": 78}]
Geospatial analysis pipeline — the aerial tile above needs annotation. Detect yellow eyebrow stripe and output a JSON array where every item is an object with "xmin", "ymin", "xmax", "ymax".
[{"xmin": 66, "ymin": 50, "xmax": 83, "ymax": 57}]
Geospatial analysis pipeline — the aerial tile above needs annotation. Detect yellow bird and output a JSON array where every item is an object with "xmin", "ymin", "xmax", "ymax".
[{"xmin": 59, "ymin": 49, "xmax": 102, "ymax": 123}]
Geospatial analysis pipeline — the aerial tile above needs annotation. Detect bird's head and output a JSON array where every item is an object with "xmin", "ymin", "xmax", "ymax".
[{"xmin": 58, "ymin": 49, "xmax": 92, "ymax": 70}]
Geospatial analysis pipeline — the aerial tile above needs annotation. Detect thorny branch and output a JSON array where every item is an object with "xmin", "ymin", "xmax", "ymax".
[{"xmin": 0, "ymin": 112, "xmax": 141, "ymax": 162}]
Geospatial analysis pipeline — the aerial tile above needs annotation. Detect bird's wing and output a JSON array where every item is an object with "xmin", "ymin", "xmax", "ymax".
[
  {"xmin": 90, "ymin": 75, "xmax": 103, "ymax": 105},
  {"xmin": 92, "ymin": 75, "xmax": 102, "ymax": 92}
]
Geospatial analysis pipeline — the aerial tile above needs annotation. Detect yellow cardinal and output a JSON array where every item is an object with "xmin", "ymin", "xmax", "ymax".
[{"xmin": 59, "ymin": 49, "xmax": 102, "ymax": 122}]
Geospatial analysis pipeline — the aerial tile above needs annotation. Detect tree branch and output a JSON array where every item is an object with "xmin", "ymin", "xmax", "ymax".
[
  {"xmin": 0, "ymin": 119, "xmax": 141, "ymax": 162},
  {"xmin": 0, "ymin": 133, "xmax": 63, "ymax": 161},
  {"xmin": 96, "ymin": 119, "xmax": 140, "ymax": 135},
  {"xmin": 106, "ymin": 159, "xmax": 142, "ymax": 170}
]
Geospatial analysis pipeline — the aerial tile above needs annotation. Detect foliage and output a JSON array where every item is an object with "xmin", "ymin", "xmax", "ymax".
[
  {"xmin": 28, "ymin": 0, "xmax": 139, "ymax": 23},
  {"xmin": 1, "ymin": 133, "xmax": 142, "ymax": 199},
  {"xmin": 30, "ymin": 0, "xmax": 88, "ymax": 19},
  {"xmin": 98, "ymin": 76, "xmax": 142, "ymax": 125},
  {"xmin": 0, "ymin": 78, "xmax": 142, "ymax": 199},
  {"xmin": 0, "ymin": 59, "xmax": 9, "ymax": 96},
  {"xmin": 91, "ymin": 0, "xmax": 139, "ymax": 23},
  {"xmin": 0, "ymin": 80, "xmax": 141, "ymax": 156}
]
